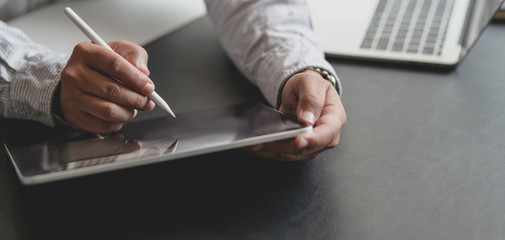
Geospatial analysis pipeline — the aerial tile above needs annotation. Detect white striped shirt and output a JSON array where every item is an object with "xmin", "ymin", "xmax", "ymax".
[{"xmin": 1, "ymin": 0, "xmax": 340, "ymax": 127}]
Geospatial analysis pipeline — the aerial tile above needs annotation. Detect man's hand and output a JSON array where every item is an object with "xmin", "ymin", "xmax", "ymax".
[
  {"xmin": 248, "ymin": 69, "xmax": 346, "ymax": 161},
  {"xmin": 59, "ymin": 40, "xmax": 155, "ymax": 133}
]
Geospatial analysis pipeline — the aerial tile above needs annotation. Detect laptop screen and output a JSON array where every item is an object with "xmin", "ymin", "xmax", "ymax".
[{"xmin": 460, "ymin": 0, "xmax": 505, "ymax": 57}]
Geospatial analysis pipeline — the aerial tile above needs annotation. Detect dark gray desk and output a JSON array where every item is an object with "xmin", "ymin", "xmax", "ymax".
[{"xmin": 1, "ymin": 17, "xmax": 505, "ymax": 240}]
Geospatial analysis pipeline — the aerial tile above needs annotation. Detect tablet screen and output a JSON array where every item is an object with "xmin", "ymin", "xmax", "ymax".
[{"xmin": 4, "ymin": 102, "xmax": 311, "ymax": 184}]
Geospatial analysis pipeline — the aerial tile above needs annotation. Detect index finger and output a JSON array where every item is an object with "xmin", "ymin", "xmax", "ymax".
[
  {"xmin": 110, "ymin": 40, "xmax": 150, "ymax": 76},
  {"xmin": 77, "ymin": 43, "xmax": 154, "ymax": 96}
]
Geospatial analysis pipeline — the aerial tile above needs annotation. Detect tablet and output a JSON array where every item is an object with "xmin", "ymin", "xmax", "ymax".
[{"xmin": 4, "ymin": 102, "xmax": 312, "ymax": 185}]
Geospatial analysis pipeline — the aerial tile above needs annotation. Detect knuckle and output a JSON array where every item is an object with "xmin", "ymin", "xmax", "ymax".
[
  {"xmin": 121, "ymin": 40, "xmax": 144, "ymax": 53},
  {"xmin": 327, "ymin": 135, "xmax": 341, "ymax": 149},
  {"xmin": 101, "ymin": 103, "xmax": 116, "ymax": 119},
  {"xmin": 132, "ymin": 96, "xmax": 147, "ymax": 109},
  {"xmin": 301, "ymin": 94, "xmax": 324, "ymax": 109},
  {"xmin": 116, "ymin": 40, "xmax": 129, "ymax": 46},
  {"xmin": 340, "ymin": 110, "xmax": 347, "ymax": 125},
  {"xmin": 327, "ymin": 140, "xmax": 339, "ymax": 149},
  {"xmin": 72, "ymin": 42, "xmax": 89, "ymax": 54},
  {"xmin": 301, "ymin": 94, "xmax": 320, "ymax": 104},
  {"xmin": 134, "ymin": 71, "xmax": 146, "ymax": 86},
  {"xmin": 60, "ymin": 67, "xmax": 80, "ymax": 83},
  {"xmin": 140, "ymin": 47, "xmax": 148, "ymax": 57},
  {"xmin": 115, "ymin": 40, "xmax": 146, "ymax": 58},
  {"xmin": 109, "ymin": 56, "xmax": 124, "ymax": 75},
  {"xmin": 105, "ymin": 84, "xmax": 122, "ymax": 99},
  {"xmin": 138, "ymin": 47, "xmax": 148, "ymax": 60}
]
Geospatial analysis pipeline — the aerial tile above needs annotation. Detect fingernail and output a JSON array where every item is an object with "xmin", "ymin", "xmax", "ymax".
[
  {"xmin": 143, "ymin": 83, "xmax": 154, "ymax": 95},
  {"xmin": 297, "ymin": 138, "xmax": 309, "ymax": 149},
  {"xmin": 133, "ymin": 109, "xmax": 138, "ymax": 118},
  {"xmin": 301, "ymin": 111, "xmax": 315, "ymax": 125}
]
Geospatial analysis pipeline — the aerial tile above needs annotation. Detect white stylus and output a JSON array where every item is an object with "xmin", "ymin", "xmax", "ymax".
[{"xmin": 63, "ymin": 7, "xmax": 176, "ymax": 118}]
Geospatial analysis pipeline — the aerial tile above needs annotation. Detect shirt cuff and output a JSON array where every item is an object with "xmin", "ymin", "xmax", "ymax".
[{"xmin": 6, "ymin": 54, "xmax": 67, "ymax": 127}]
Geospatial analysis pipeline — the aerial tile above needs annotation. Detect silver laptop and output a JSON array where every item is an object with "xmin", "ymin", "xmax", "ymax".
[{"xmin": 309, "ymin": 0, "xmax": 504, "ymax": 67}]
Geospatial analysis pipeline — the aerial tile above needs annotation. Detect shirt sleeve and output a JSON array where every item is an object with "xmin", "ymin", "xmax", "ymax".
[
  {"xmin": 0, "ymin": 20, "xmax": 68, "ymax": 126},
  {"xmin": 204, "ymin": 0, "xmax": 341, "ymax": 108}
]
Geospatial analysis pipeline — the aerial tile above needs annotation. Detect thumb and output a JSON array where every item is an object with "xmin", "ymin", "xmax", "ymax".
[
  {"xmin": 109, "ymin": 40, "xmax": 150, "ymax": 76},
  {"xmin": 296, "ymin": 86, "xmax": 325, "ymax": 126}
]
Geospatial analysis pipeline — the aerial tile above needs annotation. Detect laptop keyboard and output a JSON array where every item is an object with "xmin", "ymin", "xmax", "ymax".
[{"xmin": 361, "ymin": 0, "xmax": 454, "ymax": 56}]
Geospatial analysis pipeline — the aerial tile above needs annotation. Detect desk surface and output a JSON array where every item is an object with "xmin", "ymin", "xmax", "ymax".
[{"xmin": 2, "ymin": 17, "xmax": 505, "ymax": 240}]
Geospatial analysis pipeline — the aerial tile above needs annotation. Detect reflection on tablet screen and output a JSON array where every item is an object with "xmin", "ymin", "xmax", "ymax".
[{"xmin": 5, "ymin": 102, "xmax": 311, "ymax": 184}]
